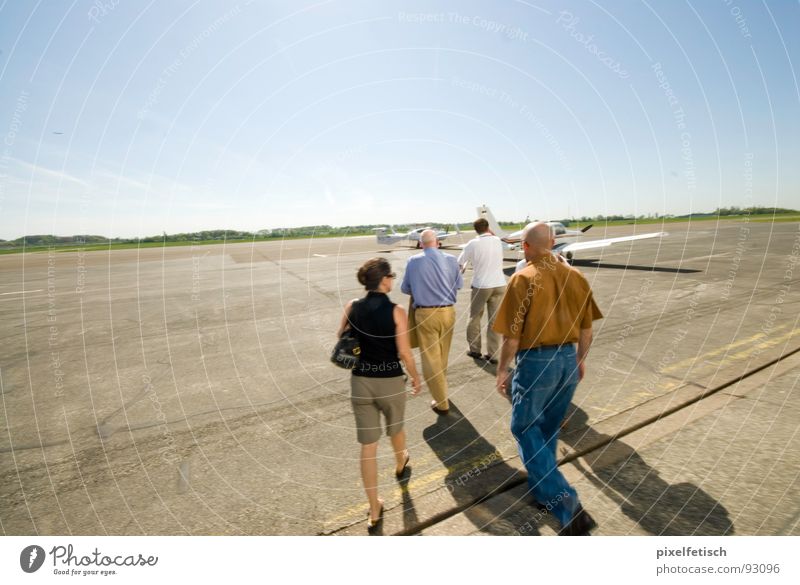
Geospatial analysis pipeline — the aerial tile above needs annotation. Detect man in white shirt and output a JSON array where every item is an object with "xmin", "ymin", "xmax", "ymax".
[{"xmin": 457, "ymin": 218, "xmax": 507, "ymax": 364}]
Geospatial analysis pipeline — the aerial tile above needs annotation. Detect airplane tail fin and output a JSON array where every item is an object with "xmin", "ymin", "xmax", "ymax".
[
  {"xmin": 373, "ymin": 227, "xmax": 391, "ymax": 245},
  {"xmin": 477, "ymin": 205, "xmax": 507, "ymax": 238},
  {"xmin": 374, "ymin": 226, "xmax": 401, "ymax": 245}
]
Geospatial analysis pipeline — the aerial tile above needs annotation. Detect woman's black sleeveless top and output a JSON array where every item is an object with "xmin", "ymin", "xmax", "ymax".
[{"xmin": 349, "ymin": 291, "xmax": 403, "ymax": 378}]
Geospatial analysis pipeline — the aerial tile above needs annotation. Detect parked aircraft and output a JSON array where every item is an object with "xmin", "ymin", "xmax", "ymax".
[
  {"xmin": 374, "ymin": 225, "xmax": 460, "ymax": 248},
  {"xmin": 476, "ymin": 205, "xmax": 667, "ymax": 260}
]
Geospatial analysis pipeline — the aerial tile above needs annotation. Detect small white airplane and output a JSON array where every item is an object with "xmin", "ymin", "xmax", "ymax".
[
  {"xmin": 477, "ymin": 205, "xmax": 667, "ymax": 261},
  {"xmin": 374, "ymin": 225, "xmax": 460, "ymax": 248}
]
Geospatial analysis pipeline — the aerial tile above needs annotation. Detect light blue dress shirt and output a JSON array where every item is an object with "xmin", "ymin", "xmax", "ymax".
[{"xmin": 400, "ymin": 247, "xmax": 463, "ymax": 307}]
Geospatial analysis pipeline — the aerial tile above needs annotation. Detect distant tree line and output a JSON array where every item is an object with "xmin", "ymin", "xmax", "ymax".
[
  {"xmin": 0, "ymin": 234, "xmax": 116, "ymax": 247},
  {"xmin": 0, "ymin": 224, "xmax": 452, "ymax": 249},
  {"xmin": 553, "ymin": 206, "xmax": 797, "ymax": 224},
  {"xmin": 1, "ymin": 209, "xmax": 794, "ymax": 249},
  {"xmin": 711, "ymin": 206, "xmax": 797, "ymax": 216}
]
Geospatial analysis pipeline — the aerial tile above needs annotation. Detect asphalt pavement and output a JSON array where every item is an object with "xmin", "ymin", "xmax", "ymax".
[{"xmin": 1, "ymin": 219, "xmax": 798, "ymax": 535}]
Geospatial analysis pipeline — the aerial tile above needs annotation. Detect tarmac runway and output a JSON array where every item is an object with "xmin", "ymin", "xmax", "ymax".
[{"xmin": 1, "ymin": 220, "xmax": 798, "ymax": 535}]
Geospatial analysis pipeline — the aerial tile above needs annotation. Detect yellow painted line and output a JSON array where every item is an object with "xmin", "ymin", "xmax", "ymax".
[
  {"xmin": 588, "ymin": 405, "xmax": 616, "ymax": 414},
  {"xmin": 325, "ymin": 450, "xmax": 506, "ymax": 525},
  {"xmin": 704, "ymin": 328, "xmax": 799, "ymax": 369},
  {"xmin": 661, "ymin": 322, "xmax": 791, "ymax": 374},
  {"xmin": 636, "ymin": 385, "xmax": 673, "ymax": 399}
]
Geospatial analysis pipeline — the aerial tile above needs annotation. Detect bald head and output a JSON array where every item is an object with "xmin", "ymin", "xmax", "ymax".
[
  {"xmin": 420, "ymin": 229, "xmax": 438, "ymax": 248},
  {"xmin": 521, "ymin": 222, "xmax": 554, "ymax": 261}
]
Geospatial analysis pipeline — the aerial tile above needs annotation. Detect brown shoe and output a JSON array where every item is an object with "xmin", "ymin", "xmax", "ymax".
[{"xmin": 430, "ymin": 400, "xmax": 449, "ymax": 416}]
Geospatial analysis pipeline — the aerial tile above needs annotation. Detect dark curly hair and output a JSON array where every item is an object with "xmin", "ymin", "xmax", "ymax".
[{"xmin": 357, "ymin": 257, "xmax": 393, "ymax": 291}]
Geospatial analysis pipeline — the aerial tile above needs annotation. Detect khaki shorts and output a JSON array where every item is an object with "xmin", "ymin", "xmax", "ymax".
[{"xmin": 351, "ymin": 375, "xmax": 407, "ymax": 445}]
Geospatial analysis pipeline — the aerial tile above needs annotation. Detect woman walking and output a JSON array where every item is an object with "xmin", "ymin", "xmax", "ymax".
[{"xmin": 338, "ymin": 257, "xmax": 422, "ymax": 534}]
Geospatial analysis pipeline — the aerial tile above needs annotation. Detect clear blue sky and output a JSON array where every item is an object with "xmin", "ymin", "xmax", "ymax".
[{"xmin": 0, "ymin": 0, "xmax": 797, "ymax": 238}]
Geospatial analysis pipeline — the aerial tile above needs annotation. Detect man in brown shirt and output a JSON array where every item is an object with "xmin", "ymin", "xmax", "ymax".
[{"xmin": 493, "ymin": 222, "xmax": 603, "ymax": 535}]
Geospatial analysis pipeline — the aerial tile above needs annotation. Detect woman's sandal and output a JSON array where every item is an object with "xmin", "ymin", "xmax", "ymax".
[
  {"xmin": 395, "ymin": 452, "xmax": 411, "ymax": 479},
  {"xmin": 366, "ymin": 503, "xmax": 384, "ymax": 535}
]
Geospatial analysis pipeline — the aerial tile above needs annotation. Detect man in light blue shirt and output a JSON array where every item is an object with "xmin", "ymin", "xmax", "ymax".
[{"xmin": 400, "ymin": 230, "xmax": 462, "ymax": 415}]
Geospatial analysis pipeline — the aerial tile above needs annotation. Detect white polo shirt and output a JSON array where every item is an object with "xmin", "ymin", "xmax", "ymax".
[{"xmin": 458, "ymin": 234, "xmax": 506, "ymax": 289}]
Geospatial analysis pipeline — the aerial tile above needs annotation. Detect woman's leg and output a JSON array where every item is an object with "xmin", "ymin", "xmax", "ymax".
[
  {"xmin": 352, "ymin": 376, "xmax": 383, "ymax": 518},
  {"xmin": 378, "ymin": 376, "xmax": 408, "ymax": 474},
  {"xmin": 390, "ymin": 429, "xmax": 408, "ymax": 473},
  {"xmin": 360, "ymin": 441, "xmax": 382, "ymax": 519}
]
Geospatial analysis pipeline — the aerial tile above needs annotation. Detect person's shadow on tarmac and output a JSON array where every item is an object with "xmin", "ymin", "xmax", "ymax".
[
  {"xmin": 421, "ymin": 401, "xmax": 553, "ymax": 536},
  {"xmin": 561, "ymin": 405, "xmax": 734, "ymax": 535}
]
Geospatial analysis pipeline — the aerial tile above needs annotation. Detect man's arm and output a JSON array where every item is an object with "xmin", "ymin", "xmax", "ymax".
[
  {"xmin": 577, "ymin": 327, "xmax": 592, "ymax": 382},
  {"xmin": 400, "ymin": 260, "xmax": 413, "ymax": 295},
  {"xmin": 453, "ymin": 256, "xmax": 464, "ymax": 290},
  {"xmin": 457, "ymin": 244, "xmax": 470, "ymax": 273},
  {"xmin": 393, "ymin": 305, "xmax": 422, "ymax": 395},
  {"xmin": 491, "ymin": 272, "xmax": 526, "ymax": 397},
  {"xmin": 576, "ymin": 283, "xmax": 601, "ymax": 382},
  {"xmin": 495, "ymin": 336, "xmax": 519, "ymax": 398}
]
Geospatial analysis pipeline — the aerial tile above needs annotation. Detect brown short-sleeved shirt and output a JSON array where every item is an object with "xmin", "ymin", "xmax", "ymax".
[{"xmin": 492, "ymin": 256, "xmax": 602, "ymax": 349}]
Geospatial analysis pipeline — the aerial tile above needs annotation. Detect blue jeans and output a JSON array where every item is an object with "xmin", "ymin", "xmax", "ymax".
[{"xmin": 510, "ymin": 345, "xmax": 580, "ymax": 526}]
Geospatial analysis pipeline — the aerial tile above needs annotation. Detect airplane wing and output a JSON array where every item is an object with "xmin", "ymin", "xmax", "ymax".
[
  {"xmin": 556, "ymin": 231, "xmax": 667, "ymax": 254},
  {"xmin": 435, "ymin": 226, "xmax": 464, "ymax": 245},
  {"xmin": 504, "ymin": 226, "xmax": 590, "ymax": 243}
]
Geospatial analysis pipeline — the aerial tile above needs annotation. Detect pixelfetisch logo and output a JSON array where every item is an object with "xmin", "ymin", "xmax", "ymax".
[{"xmin": 20, "ymin": 545, "xmax": 46, "ymax": 573}]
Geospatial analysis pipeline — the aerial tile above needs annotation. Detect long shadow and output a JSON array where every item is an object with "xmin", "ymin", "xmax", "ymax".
[
  {"xmin": 560, "ymin": 406, "xmax": 733, "ymax": 535},
  {"xmin": 396, "ymin": 470, "xmax": 419, "ymax": 533},
  {"xmin": 421, "ymin": 402, "xmax": 550, "ymax": 535},
  {"xmin": 571, "ymin": 259, "xmax": 701, "ymax": 274}
]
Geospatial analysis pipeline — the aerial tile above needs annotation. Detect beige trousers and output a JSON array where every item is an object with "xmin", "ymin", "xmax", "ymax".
[
  {"xmin": 414, "ymin": 306, "xmax": 456, "ymax": 410},
  {"xmin": 467, "ymin": 286, "xmax": 506, "ymax": 358}
]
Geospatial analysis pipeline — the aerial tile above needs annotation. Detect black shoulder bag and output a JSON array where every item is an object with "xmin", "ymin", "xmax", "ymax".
[{"xmin": 331, "ymin": 300, "xmax": 361, "ymax": 369}]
